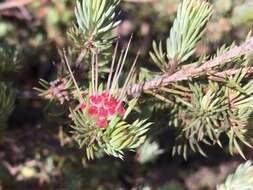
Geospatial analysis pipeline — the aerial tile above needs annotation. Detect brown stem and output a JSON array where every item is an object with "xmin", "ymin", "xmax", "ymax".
[
  {"xmin": 0, "ymin": 0, "xmax": 33, "ymax": 11},
  {"xmin": 210, "ymin": 67, "xmax": 253, "ymax": 78},
  {"xmin": 128, "ymin": 37, "xmax": 253, "ymax": 96},
  {"xmin": 26, "ymin": 37, "xmax": 253, "ymax": 101}
]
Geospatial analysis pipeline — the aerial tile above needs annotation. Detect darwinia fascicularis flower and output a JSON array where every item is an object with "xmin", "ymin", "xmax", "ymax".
[
  {"xmin": 36, "ymin": 36, "xmax": 151, "ymax": 160},
  {"xmin": 63, "ymin": 37, "xmax": 151, "ymax": 160},
  {"xmin": 80, "ymin": 92, "xmax": 126, "ymax": 128},
  {"xmin": 76, "ymin": 38, "xmax": 137, "ymax": 129}
]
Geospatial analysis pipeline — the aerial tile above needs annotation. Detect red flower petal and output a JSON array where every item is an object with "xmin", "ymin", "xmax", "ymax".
[
  {"xmin": 80, "ymin": 102, "xmax": 86, "ymax": 111},
  {"xmin": 101, "ymin": 92, "xmax": 109, "ymax": 100},
  {"xmin": 90, "ymin": 95, "xmax": 103, "ymax": 106},
  {"xmin": 118, "ymin": 105, "xmax": 126, "ymax": 117},
  {"xmin": 108, "ymin": 107, "xmax": 116, "ymax": 116},
  {"xmin": 89, "ymin": 106, "xmax": 98, "ymax": 117},
  {"xmin": 96, "ymin": 118, "xmax": 108, "ymax": 129},
  {"xmin": 98, "ymin": 107, "xmax": 108, "ymax": 118},
  {"xmin": 104, "ymin": 97, "xmax": 117, "ymax": 109}
]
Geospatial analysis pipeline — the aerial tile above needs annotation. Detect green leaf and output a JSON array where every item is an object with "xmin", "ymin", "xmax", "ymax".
[
  {"xmin": 72, "ymin": 0, "xmax": 121, "ymax": 52},
  {"xmin": 166, "ymin": 0, "xmax": 213, "ymax": 63}
]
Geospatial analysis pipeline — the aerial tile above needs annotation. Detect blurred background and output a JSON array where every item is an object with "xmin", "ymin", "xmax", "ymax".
[{"xmin": 0, "ymin": 0, "xmax": 253, "ymax": 189}]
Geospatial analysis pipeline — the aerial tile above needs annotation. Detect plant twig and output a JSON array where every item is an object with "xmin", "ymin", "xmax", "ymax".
[
  {"xmin": 128, "ymin": 37, "xmax": 253, "ymax": 96},
  {"xmin": 25, "ymin": 38, "xmax": 253, "ymax": 100},
  {"xmin": 209, "ymin": 67, "xmax": 253, "ymax": 79},
  {"xmin": 0, "ymin": 0, "xmax": 33, "ymax": 11}
]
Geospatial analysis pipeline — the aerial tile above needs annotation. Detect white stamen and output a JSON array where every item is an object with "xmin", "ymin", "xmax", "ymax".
[
  {"xmin": 117, "ymin": 51, "xmax": 139, "ymax": 108},
  {"xmin": 107, "ymin": 40, "xmax": 119, "ymax": 91},
  {"xmin": 91, "ymin": 53, "xmax": 95, "ymax": 94},
  {"xmin": 95, "ymin": 49, "xmax": 99, "ymax": 94},
  {"xmin": 110, "ymin": 35, "xmax": 133, "ymax": 95},
  {"xmin": 63, "ymin": 49, "xmax": 84, "ymax": 102}
]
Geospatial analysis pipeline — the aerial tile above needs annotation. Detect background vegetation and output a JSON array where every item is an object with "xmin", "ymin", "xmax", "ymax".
[{"xmin": 0, "ymin": 0, "xmax": 253, "ymax": 189}]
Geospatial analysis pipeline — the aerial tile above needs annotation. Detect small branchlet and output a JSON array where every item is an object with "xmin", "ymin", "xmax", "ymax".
[
  {"xmin": 150, "ymin": 0, "xmax": 213, "ymax": 72},
  {"xmin": 68, "ymin": 0, "xmax": 120, "ymax": 54},
  {"xmin": 35, "ymin": 77, "xmax": 74, "ymax": 105}
]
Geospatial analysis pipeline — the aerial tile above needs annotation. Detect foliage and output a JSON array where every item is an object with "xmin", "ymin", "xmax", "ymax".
[
  {"xmin": 150, "ymin": 0, "xmax": 213, "ymax": 71},
  {"xmin": 0, "ymin": 44, "xmax": 19, "ymax": 74},
  {"xmin": 33, "ymin": 0, "xmax": 253, "ymax": 160},
  {"xmin": 1, "ymin": 0, "xmax": 253, "ymax": 189},
  {"xmin": 171, "ymin": 69, "xmax": 253, "ymax": 159},
  {"xmin": 137, "ymin": 139, "xmax": 164, "ymax": 164},
  {"xmin": 70, "ymin": 108, "xmax": 151, "ymax": 160},
  {"xmin": 0, "ymin": 43, "xmax": 18, "ymax": 134},
  {"xmin": 68, "ymin": 0, "xmax": 120, "ymax": 53},
  {"xmin": 0, "ymin": 82, "xmax": 15, "ymax": 131},
  {"xmin": 143, "ymin": 0, "xmax": 253, "ymax": 159},
  {"xmin": 232, "ymin": 1, "xmax": 253, "ymax": 25},
  {"xmin": 217, "ymin": 161, "xmax": 253, "ymax": 190},
  {"xmin": 35, "ymin": 77, "xmax": 74, "ymax": 105}
]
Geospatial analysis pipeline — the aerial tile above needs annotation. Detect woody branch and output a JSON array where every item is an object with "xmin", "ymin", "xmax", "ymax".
[
  {"xmin": 19, "ymin": 37, "xmax": 253, "ymax": 99},
  {"xmin": 0, "ymin": 0, "xmax": 33, "ymax": 11},
  {"xmin": 128, "ymin": 37, "xmax": 253, "ymax": 95}
]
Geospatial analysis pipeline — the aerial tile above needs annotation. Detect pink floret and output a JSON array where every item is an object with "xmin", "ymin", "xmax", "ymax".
[
  {"xmin": 85, "ymin": 91, "xmax": 127, "ymax": 129},
  {"xmin": 118, "ymin": 105, "xmax": 126, "ymax": 117},
  {"xmin": 98, "ymin": 107, "xmax": 108, "ymax": 118},
  {"xmin": 96, "ymin": 118, "xmax": 108, "ymax": 128},
  {"xmin": 90, "ymin": 95, "xmax": 103, "ymax": 106},
  {"xmin": 80, "ymin": 102, "xmax": 86, "ymax": 111},
  {"xmin": 89, "ymin": 106, "xmax": 98, "ymax": 116}
]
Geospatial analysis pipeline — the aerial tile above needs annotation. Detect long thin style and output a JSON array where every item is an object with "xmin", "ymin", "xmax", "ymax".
[
  {"xmin": 114, "ymin": 36, "xmax": 133, "ymax": 83},
  {"xmin": 119, "ymin": 68, "xmax": 136, "ymax": 103},
  {"xmin": 110, "ymin": 50, "xmax": 124, "ymax": 95},
  {"xmin": 107, "ymin": 40, "xmax": 119, "ymax": 91},
  {"xmin": 116, "ymin": 68, "xmax": 136, "ymax": 111},
  {"xmin": 91, "ymin": 52, "xmax": 95, "ymax": 94},
  {"xmin": 110, "ymin": 35, "xmax": 133, "ymax": 94},
  {"xmin": 95, "ymin": 49, "xmax": 99, "ymax": 94},
  {"xmin": 63, "ymin": 50, "xmax": 84, "ymax": 102},
  {"xmin": 120, "ymin": 52, "xmax": 140, "ymax": 97},
  {"xmin": 118, "ymin": 52, "xmax": 139, "ymax": 104}
]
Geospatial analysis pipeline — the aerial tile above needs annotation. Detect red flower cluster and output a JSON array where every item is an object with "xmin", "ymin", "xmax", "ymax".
[{"xmin": 80, "ymin": 92, "xmax": 126, "ymax": 129}]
